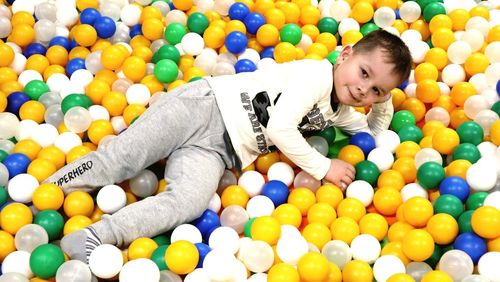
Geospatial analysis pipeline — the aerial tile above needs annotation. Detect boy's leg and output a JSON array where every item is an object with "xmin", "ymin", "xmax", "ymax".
[{"xmin": 61, "ymin": 146, "xmax": 225, "ymax": 260}]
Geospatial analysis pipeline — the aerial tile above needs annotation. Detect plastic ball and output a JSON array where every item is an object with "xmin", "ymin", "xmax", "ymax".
[
  {"xmin": 453, "ymin": 232, "xmax": 487, "ymax": 264},
  {"xmin": 261, "ymin": 180, "xmax": 289, "ymax": 207},
  {"xmin": 32, "ymin": 183, "xmax": 64, "ymax": 211},
  {"xmin": 219, "ymin": 205, "xmax": 248, "ymax": 234},
  {"xmin": 342, "ymin": 259, "xmax": 373, "ymax": 282},
  {"xmin": 267, "ymin": 162, "xmax": 294, "ymax": 187},
  {"xmin": 250, "ymin": 216, "xmax": 281, "ymax": 245},
  {"xmin": 471, "ymin": 206, "xmax": 500, "ymax": 239},
  {"xmin": 402, "ymin": 229, "xmax": 435, "ymax": 262},
  {"xmin": 373, "ymin": 255, "xmax": 406, "ymax": 282},
  {"xmin": 63, "ymin": 191, "xmax": 94, "ymax": 218},
  {"xmin": 346, "ymin": 180, "xmax": 374, "ymax": 207},
  {"xmin": 280, "ymin": 23, "xmax": 302, "ymax": 45},
  {"xmin": 426, "ymin": 213, "xmax": 459, "ymax": 245},
  {"xmin": 225, "ymin": 31, "xmax": 248, "ymax": 54},
  {"xmin": 477, "ymin": 252, "xmax": 500, "ymax": 282},
  {"xmin": 164, "ymin": 22, "xmax": 187, "ymax": 45},
  {"xmin": 96, "ymin": 184, "xmax": 126, "ymax": 214},
  {"xmin": 391, "ymin": 110, "xmax": 416, "ymax": 132},
  {"xmin": 3, "ymin": 153, "xmax": 31, "ymax": 179},
  {"xmin": 209, "ymin": 226, "xmax": 240, "ymax": 254},
  {"xmin": 402, "ymin": 197, "xmax": 433, "ymax": 227},
  {"xmin": 129, "ymin": 169, "xmax": 158, "ymax": 198},
  {"xmin": 338, "ymin": 145, "xmax": 365, "ymax": 166},
  {"xmin": 272, "ymin": 204, "xmax": 302, "ymax": 227},
  {"xmin": 373, "ymin": 187, "xmax": 402, "ymax": 216},
  {"xmin": 355, "ymin": 160, "xmax": 380, "ymax": 187},
  {"xmin": 33, "ymin": 210, "xmax": 63, "ymax": 241},
  {"xmin": 229, "ymin": 2, "xmax": 250, "ymax": 21},
  {"xmin": 416, "ymin": 161, "xmax": 445, "ymax": 189},
  {"xmin": 29, "ymin": 243, "xmax": 65, "ymax": 279},
  {"xmin": 88, "ymin": 244, "xmax": 123, "ymax": 279},
  {"xmin": 268, "ymin": 262, "xmax": 300, "ymax": 282},
  {"xmin": 191, "ymin": 209, "xmax": 221, "ymax": 241},
  {"xmin": 1, "ymin": 250, "xmax": 33, "ymax": 278}
]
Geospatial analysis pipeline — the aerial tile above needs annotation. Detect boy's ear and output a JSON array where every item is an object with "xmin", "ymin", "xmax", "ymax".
[{"xmin": 336, "ymin": 44, "xmax": 353, "ymax": 64}]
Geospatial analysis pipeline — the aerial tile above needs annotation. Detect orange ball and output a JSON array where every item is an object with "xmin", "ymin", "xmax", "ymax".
[
  {"xmin": 73, "ymin": 24, "xmax": 98, "ymax": 47},
  {"xmin": 25, "ymin": 54, "xmax": 50, "ymax": 74},
  {"xmin": 373, "ymin": 187, "xmax": 402, "ymax": 216},
  {"xmin": 85, "ymin": 79, "xmax": 111, "ymax": 104},
  {"xmin": 377, "ymin": 169, "xmax": 405, "ymax": 191},
  {"xmin": 471, "ymin": 206, "xmax": 500, "ymax": 239},
  {"xmin": 450, "ymin": 82, "xmax": 476, "ymax": 107},
  {"xmin": 400, "ymin": 98, "xmax": 426, "ymax": 122},
  {"xmin": 416, "ymin": 79, "xmax": 440, "ymax": 103},
  {"xmin": 172, "ymin": 0, "xmax": 192, "ymax": 11},
  {"xmin": 101, "ymin": 91, "xmax": 127, "ymax": 116},
  {"xmin": 46, "ymin": 46, "xmax": 69, "ymax": 66},
  {"xmin": 426, "ymin": 213, "xmax": 458, "ymax": 245},
  {"xmin": 338, "ymin": 145, "xmax": 365, "ymax": 166},
  {"xmin": 392, "ymin": 157, "xmax": 417, "ymax": 183},
  {"xmin": 464, "ymin": 52, "xmax": 489, "ymax": 76},
  {"xmin": 424, "ymin": 47, "xmax": 448, "ymax": 71},
  {"xmin": 402, "ymin": 229, "xmax": 435, "ymax": 262},
  {"xmin": 414, "ymin": 62, "xmax": 438, "ymax": 82},
  {"xmin": 265, "ymin": 8, "xmax": 286, "ymax": 30},
  {"xmin": 221, "ymin": 185, "xmax": 250, "ymax": 208},
  {"xmin": 432, "ymin": 128, "xmax": 460, "ymax": 155},
  {"xmin": 388, "ymin": 221, "xmax": 414, "ymax": 242},
  {"xmin": 450, "ymin": 108, "xmax": 471, "ymax": 129},
  {"xmin": 122, "ymin": 56, "xmax": 147, "ymax": 82},
  {"xmin": 256, "ymin": 24, "xmax": 280, "ymax": 47}
]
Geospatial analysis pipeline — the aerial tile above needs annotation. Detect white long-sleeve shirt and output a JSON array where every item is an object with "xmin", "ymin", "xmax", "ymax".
[{"xmin": 205, "ymin": 59, "xmax": 393, "ymax": 180}]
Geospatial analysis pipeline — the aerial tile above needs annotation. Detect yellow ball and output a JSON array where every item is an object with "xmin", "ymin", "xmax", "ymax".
[
  {"xmin": 307, "ymin": 202, "xmax": 337, "ymax": 226},
  {"xmin": 469, "ymin": 5, "xmax": 489, "ymax": 20},
  {"xmin": 359, "ymin": 213, "xmax": 388, "ymax": 241},
  {"xmin": 416, "ymin": 79, "xmax": 440, "ymax": 103},
  {"xmin": 410, "ymin": 19, "xmax": 431, "ymax": 40},
  {"xmin": 221, "ymin": 185, "xmax": 249, "ymax": 208},
  {"xmin": 429, "ymin": 14, "xmax": 452, "ymax": 33},
  {"xmin": 316, "ymin": 33, "xmax": 337, "ymax": 53},
  {"xmin": 288, "ymin": 187, "xmax": 316, "ymax": 216},
  {"xmin": 254, "ymin": 0, "xmax": 275, "ymax": 14},
  {"xmin": 123, "ymin": 104, "xmax": 146, "ymax": 126},
  {"xmin": 268, "ymin": 263, "xmax": 300, "ymax": 282},
  {"xmin": 142, "ymin": 18, "xmax": 164, "ymax": 40},
  {"xmin": 490, "ymin": 120, "xmax": 500, "ymax": 146},
  {"xmin": 342, "ymin": 260, "xmax": 373, "ymax": 282},
  {"xmin": 128, "ymin": 237, "xmax": 158, "ymax": 260},
  {"xmin": 464, "ymin": 52, "xmax": 489, "ymax": 76},
  {"xmin": 63, "ymin": 191, "xmax": 95, "ymax": 218},
  {"xmin": 330, "ymin": 217, "xmax": 360, "ymax": 244},
  {"xmin": 402, "ymin": 197, "xmax": 433, "ymax": 227},
  {"xmin": 342, "ymin": 30, "xmax": 364, "ymax": 45},
  {"xmin": 9, "ymin": 23, "xmax": 35, "ymax": 47},
  {"xmin": 422, "ymin": 120, "xmax": 446, "ymax": 137},
  {"xmin": 392, "ymin": 19, "xmax": 409, "ymax": 34},
  {"xmin": 87, "ymin": 120, "xmax": 115, "ymax": 145},
  {"xmin": 0, "ymin": 43, "xmax": 15, "ymax": 67},
  {"xmin": 13, "ymin": 139, "xmax": 42, "ymax": 161},
  {"xmin": 378, "ymin": 169, "xmax": 405, "ymax": 191},
  {"xmin": 37, "ymin": 145, "xmax": 66, "ymax": 170},
  {"xmin": 336, "ymin": 197, "xmax": 366, "ymax": 222},
  {"xmin": 274, "ymin": 42, "xmax": 297, "ymax": 63},
  {"xmin": 448, "ymin": 8, "xmax": 470, "ymax": 31},
  {"xmin": 315, "ymin": 183, "xmax": 344, "ymax": 209},
  {"xmin": 387, "ymin": 273, "xmax": 415, "ymax": 282},
  {"xmin": 74, "ymin": 24, "xmax": 98, "ymax": 47},
  {"xmin": 45, "ymin": 46, "xmax": 68, "ymax": 67},
  {"xmin": 256, "ymin": 24, "xmax": 280, "ymax": 47},
  {"xmin": 19, "ymin": 100, "xmax": 45, "ymax": 123},
  {"xmin": 255, "ymin": 151, "xmax": 280, "ymax": 174},
  {"xmin": 338, "ymin": 145, "xmax": 365, "ymax": 166},
  {"xmin": 0, "ymin": 67, "xmax": 18, "ymax": 84},
  {"xmin": 487, "ymin": 25, "xmax": 500, "ymax": 43},
  {"xmin": 32, "ymin": 183, "xmax": 65, "ymax": 211},
  {"xmin": 414, "ymin": 62, "xmax": 438, "ymax": 82},
  {"xmin": 101, "ymin": 45, "xmax": 126, "ymax": 70},
  {"xmin": 431, "ymin": 28, "xmax": 454, "ymax": 50},
  {"xmin": 396, "ymin": 141, "xmax": 421, "ymax": 159},
  {"xmin": 446, "ymin": 159, "xmax": 471, "ymax": 179},
  {"xmin": 165, "ymin": 240, "xmax": 199, "ymax": 275},
  {"xmin": 66, "ymin": 145, "xmax": 92, "ymax": 164},
  {"xmin": 426, "ymin": 213, "xmax": 458, "ymax": 244},
  {"xmin": 122, "ymin": 56, "xmax": 147, "ymax": 82},
  {"xmin": 373, "ymin": 187, "xmax": 402, "ymax": 216},
  {"xmin": 251, "ymin": 216, "xmax": 281, "ymax": 245},
  {"xmin": 388, "ymin": 221, "xmax": 414, "ymax": 242},
  {"xmin": 101, "ymin": 91, "xmax": 127, "ymax": 117},
  {"xmin": 26, "ymin": 55, "xmax": 50, "ymax": 75},
  {"xmin": 424, "ymin": 47, "xmax": 448, "ymax": 71},
  {"xmin": 297, "ymin": 252, "xmax": 330, "ymax": 282},
  {"xmin": 76, "ymin": 0, "xmax": 99, "ymax": 10},
  {"xmin": 225, "ymin": 20, "xmax": 246, "ymax": 34},
  {"xmin": 471, "ymin": 206, "xmax": 500, "ymax": 239},
  {"xmin": 301, "ymin": 222, "xmax": 331, "ymax": 249},
  {"xmin": 63, "ymin": 215, "xmax": 92, "ymax": 235},
  {"xmin": 0, "ymin": 91, "xmax": 6, "ymax": 112},
  {"xmin": 85, "ymin": 79, "xmax": 110, "ymax": 104},
  {"xmin": 167, "ymin": 79, "xmax": 187, "ymax": 91},
  {"xmin": 27, "ymin": 158, "xmax": 57, "ymax": 182},
  {"xmin": 272, "ymin": 203, "xmax": 303, "ymax": 228},
  {"xmin": 203, "ymin": 26, "xmax": 226, "ymax": 49},
  {"xmin": 183, "ymin": 67, "xmax": 205, "ymax": 82},
  {"xmin": 11, "ymin": 11, "xmax": 35, "ymax": 26},
  {"xmin": 381, "ymin": 241, "xmax": 411, "ymax": 265},
  {"xmin": 351, "ymin": 2, "xmax": 374, "ymax": 24},
  {"xmin": 306, "ymin": 42, "xmax": 328, "ymax": 58},
  {"xmin": 301, "ymin": 24, "xmax": 320, "ymax": 41},
  {"xmin": 299, "ymin": 5, "xmax": 320, "ymax": 25},
  {"xmin": 432, "ymin": 128, "xmax": 460, "ymax": 155},
  {"xmin": 402, "ymin": 229, "xmax": 435, "ymax": 262},
  {"xmin": 280, "ymin": 3, "xmax": 301, "ymax": 24},
  {"xmin": 0, "ymin": 230, "xmax": 16, "ymax": 262},
  {"xmin": 421, "ymin": 271, "xmax": 453, "ymax": 282},
  {"xmin": 0, "ymin": 203, "xmax": 33, "ymax": 235}
]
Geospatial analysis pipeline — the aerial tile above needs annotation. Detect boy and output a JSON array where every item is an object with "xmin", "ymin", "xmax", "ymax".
[{"xmin": 46, "ymin": 29, "xmax": 412, "ymax": 262}]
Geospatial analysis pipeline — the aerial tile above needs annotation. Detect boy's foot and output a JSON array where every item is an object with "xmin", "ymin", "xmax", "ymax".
[{"xmin": 60, "ymin": 226, "xmax": 102, "ymax": 263}]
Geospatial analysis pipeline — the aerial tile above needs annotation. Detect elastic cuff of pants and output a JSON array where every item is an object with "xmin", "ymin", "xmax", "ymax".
[{"xmin": 90, "ymin": 215, "xmax": 118, "ymax": 246}]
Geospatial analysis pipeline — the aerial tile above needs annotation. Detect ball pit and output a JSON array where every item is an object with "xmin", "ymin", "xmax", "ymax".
[{"xmin": 0, "ymin": 0, "xmax": 499, "ymax": 281}]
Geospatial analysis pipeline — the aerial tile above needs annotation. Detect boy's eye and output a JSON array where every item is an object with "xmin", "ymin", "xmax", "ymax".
[
  {"xmin": 361, "ymin": 68, "xmax": 368, "ymax": 78},
  {"xmin": 373, "ymin": 87, "xmax": 380, "ymax": 95}
]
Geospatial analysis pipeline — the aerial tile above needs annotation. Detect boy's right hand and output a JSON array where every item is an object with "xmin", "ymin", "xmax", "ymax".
[{"xmin": 324, "ymin": 159, "xmax": 356, "ymax": 190}]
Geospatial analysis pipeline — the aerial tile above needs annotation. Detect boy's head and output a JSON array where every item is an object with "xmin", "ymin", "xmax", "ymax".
[{"xmin": 333, "ymin": 29, "xmax": 412, "ymax": 107}]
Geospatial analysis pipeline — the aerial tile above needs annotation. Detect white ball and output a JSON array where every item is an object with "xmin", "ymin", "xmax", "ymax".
[
  {"xmin": 350, "ymin": 234, "xmax": 381, "ymax": 264},
  {"xmin": 484, "ymin": 41, "xmax": 500, "ymax": 63},
  {"xmin": 466, "ymin": 162, "xmax": 497, "ymax": 191},
  {"xmin": 238, "ymin": 48, "xmax": 261, "ymax": 64},
  {"xmin": 184, "ymin": 268, "xmax": 210, "ymax": 282},
  {"xmin": 478, "ymin": 251, "xmax": 500, "ymax": 282},
  {"xmin": 414, "ymin": 148, "xmax": 443, "ymax": 169},
  {"xmin": 238, "ymin": 170, "xmax": 265, "ymax": 197},
  {"xmin": 464, "ymin": 95, "xmax": 490, "ymax": 119},
  {"xmin": 329, "ymin": 0, "xmax": 351, "ymax": 22},
  {"xmin": 477, "ymin": 141, "xmax": 497, "ymax": 158},
  {"xmin": 16, "ymin": 120, "xmax": 38, "ymax": 141},
  {"xmin": 170, "ymin": 224, "xmax": 203, "ymax": 244},
  {"xmin": 202, "ymin": 250, "xmax": 237, "ymax": 282},
  {"xmin": 297, "ymin": 34, "xmax": 313, "ymax": 53},
  {"xmin": 461, "ymin": 29, "xmax": 484, "ymax": 52},
  {"xmin": 126, "ymin": 84, "xmax": 151, "ymax": 106},
  {"xmin": 181, "ymin": 32, "xmax": 205, "ymax": 56},
  {"xmin": 246, "ymin": 195, "xmax": 275, "ymax": 218},
  {"xmin": 207, "ymin": 193, "xmax": 221, "ymax": 213},
  {"xmin": 31, "ymin": 123, "xmax": 59, "ymax": 148},
  {"xmin": 276, "ymin": 234, "xmax": 309, "ymax": 265},
  {"xmin": 18, "ymin": 70, "xmax": 43, "ymax": 87},
  {"xmin": 367, "ymin": 147, "xmax": 394, "ymax": 171},
  {"xmin": 485, "ymin": 63, "xmax": 500, "ymax": 87},
  {"xmin": 399, "ymin": 1, "xmax": 421, "ymax": 23},
  {"xmin": 481, "ymin": 88, "xmax": 499, "ymax": 107},
  {"xmin": 425, "ymin": 107, "xmax": 450, "ymax": 127},
  {"xmin": 54, "ymin": 131, "xmax": 83, "ymax": 154},
  {"xmin": 46, "ymin": 73, "xmax": 70, "ymax": 93},
  {"xmin": 248, "ymin": 273, "xmax": 268, "ymax": 282},
  {"xmin": 375, "ymin": 130, "xmax": 401, "ymax": 153},
  {"xmin": 267, "ymin": 162, "xmax": 295, "ymax": 187},
  {"xmin": 9, "ymin": 52, "xmax": 27, "ymax": 75},
  {"xmin": 346, "ymin": 180, "xmax": 374, "ymax": 207},
  {"xmin": 96, "ymin": 184, "xmax": 127, "ymax": 214},
  {"xmin": 119, "ymin": 258, "xmax": 160, "ymax": 282},
  {"xmin": 404, "ymin": 82, "xmax": 417, "ymax": 97},
  {"xmin": 241, "ymin": 240, "xmax": 274, "ymax": 273},
  {"xmin": 70, "ymin": 69, "xmax": 94, "ymax": 88},
  {"xmin": 213, "ymin": 0, "xmax": 232, "ymax": 16},
  {"xmin": 373, "ymin": 7, "xmax": 396, "ymax": 29},
  {"xmin": 12, "ymin": 0, "xmax": 34, "ymax": 14},
  {"xmin": 442, "ymin": 64, "xmax": 466, "ymax": 87},
  {"xmin": 484, "ymin": 191, "xmax": 500, "ymax": 210},
  {"xmin": 208, "ymin": 226, "xmax": 240, "ymax": 254},
  {"xmin": 448, "ymin": 41, "xmax": 472, "ymax": 64},
  {"xmin": 1, "ymin": 251, "xmax": 33, "ymax": 278},
  {"xmin": 120, "ymin": 4, "xmax": 142, "ymax": 26},
  {"xmin": 469, "ymin": 73, "xmax": 489, "ymax": 94},
  {"xmin": 165, "ymin": 10, "xmax": 187, "ymax": 26},
  {"xmin": 465, "ymin": 16, "xmax": 490, "ymax": 37},
  {"xmin": 401, "ymin": 183, "xmax": 428, "ymax": 202},
  {"xmin": 409, "ymin": 40, "xmax": 430, "ymax": 63},
  {"xmin": 338, "ymin": 18, "xmax": 360, "ymax": 36},
  {"xmin": 110, "ymin": 116, "xmax": 127, "ymax": 134},
  {"xmin": 88, "ymin": 244, "xmax": 124, "ymax": 279},
  {"xmin": 257, "ymin": 57, "xmax": 277, "ymax": 70},
  {"xmin": 7, "ymin": 174, "xmax": 39, "ymax": 203},
  {"xmin": 194, "ymin": 53, "xmax": 216, "ymax": 75},
  {"xmin": 401, "ymin": 29, "xmax": 422, "ymax": 45},
  {"xmin": 0, "ymin": 112, "xmax": 20, "ymax": 140},
  {"xmin": 474, "ymin": 109, "xmax": 499, "ymax": 136},
  {"xmin": 88, "ymin": 105, "xmax": 110, "ymax": 121},
  {"xmin": 373, "ymin": 255, "xmax": 406, "ymax": 282},
  {"xmin": 438, "ymin": 82, "xmax": 451, "ymax": 95}
]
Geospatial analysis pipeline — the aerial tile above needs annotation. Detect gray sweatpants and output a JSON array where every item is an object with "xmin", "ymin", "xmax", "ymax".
[{"xmin": 45, "ymin": 80, "xmax": 234, "ymax": 246}]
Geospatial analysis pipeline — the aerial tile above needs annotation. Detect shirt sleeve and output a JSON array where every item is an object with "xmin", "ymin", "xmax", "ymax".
[
  {"xmin": 333, "ymin": 98, "xmax": 394, "ymax": 136},
  {"xmin": 266, "ymin": 66, "xmax": 332, "ymax": 180}
]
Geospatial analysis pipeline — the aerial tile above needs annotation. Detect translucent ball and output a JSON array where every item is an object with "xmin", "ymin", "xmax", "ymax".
[
  {"xmin": 448, "ymin": 41, "xmax": 472, "ymax": 64},
  {"xmin": 404, "ymin": 83, "xmax": 417, "ymax": 97},
  {"xmin": 461, "ymin": 29, "xmax": 484, "ymax": 52},
  {"xmin": 474, "ymin": 109, "xmax": 499, "ymax": 135},
  {"xmin": 0, "ymin": 112, "xmax": 20, "ymax": 139},
  {"xmin": 329, "ymin": 0, "xmax": 351, "ymax": 22},
  {"xmin": 85, "ymin": 51, "xmax": 104, "ymax": 74},
  {"xmin": 120, "ymin": 4, "xmax": 141, "ymax": 26},
  {"xmin": 414, "ymin": 148, "xmax": 443, "ymax": 169},
  {"xmin": 399, "ymin": 1, "xmax": 421, "ymax": 23},
  {"xmin": 34, "ymin": 1, "xmax": 56, "ymax": 21},
  {"xmin": 34, "ymin": 19, "xmax": 56, "ymax": 43},
  {"xmin": 165, "ymin": 10, "xmax": 188, "ymax": 26},
  {"xmin": 406, "ymin": 262, "xmax": 432, "ymax": 282},
  {"xmin": 151, "ymin": 1, "xmax": 170, "ymax": 16},
  {"xmin": 338, "ymin": 18, "xmax": 360, "ymax": 36},
  {"xmin": 241, "ymin": 240, "xmax": 274, "ymax": 273},
  {"xmin": 442, "ymin": 64, "xmax": 466, "ymax": 87},
  {"xmin": 220, "ymin": 205, "xmax": 249, "ymax": 234},
  {"xmin": 96, "ymin": 184, "xmax": 127, "ymax": 214},
  {"xmin": 44, "ymin": 104, "xmax": 64, "ymax": 127},
  {"xmin": 485, "ymin": 42, "xmax": 500, "ymax": 64},
  {"xmin": 100, "ymin": 2, "xmax": 121, "ymax": 21},
  {"xmin": 439, "ymin": 250, "xmax": 474, "ymax": 281},
  {"xmin": 0, "ymin": 16, "xmax": 12, "ymax": 38},
  {"xmin": 425, "ymin": 107, "xmax": 450, "ymax": 127},
  {"xmin": 213, "ymin": 0, "xmax": 233, "ymax": 16},
  {"xmin": 38, "ymin": 91, "xmax": 62, "ymax": 109},
  {"xmin": 194, "ymin": 53, "xmax": 217, "ymax": 76},
  {"xmin": 469, "ymin": 73, "xmax": 489, "ymax": 94},
  {"xmin": 373, "ymin": 7, "xmax": 396, "ymax": 29},
  {"xmin": 14, "ymin": 224, "xmax": 48, "ymax": 253},
  {"xmin": 197, "ymin": 0, "xmax": 215, "ymax": 13},
  {"xmin": 64, "ymin": 106, "xmax": 92, "ymax": 133},
  {"xmin": 129, "ymin": 169, "xmax": 158, "ymax": 198},
  {"xmin": 55, "ymin": 260, "xmax": 92, "ymax": 282},
  {"xmin": 213, "ymin": 62, "xmax": 235, "ymax": 76},
  {"xmin": 293, "ymin": 170, "xmax": 321, "ymax": 192},
  {"xmin": 0, "ymin": 162, "xmax": 10, "ymax": 187},
  {"xmin": 464, "ymin": 95, "xmax": 490, "ymax": 119}
]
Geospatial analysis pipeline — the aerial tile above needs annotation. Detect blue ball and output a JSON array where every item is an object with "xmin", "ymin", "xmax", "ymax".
[
  {"xmin": 439, "ymin": 176, "xmax": 470, "ymax": 202},
  {"xmin": 80, "ymin": 8, "xmax": 101, "ymax": 25},
  {"xmin": 66, "ymin": 58, "xmax": 86, "ymax": 76},
  {"xmin": 3, "ymin": 153, "xmax": 31, "ymax": 179},
  {"xmin": 399, "ymin": 79, "xmax": 409, "ymax": 90},
  {"xmin": 261, "ymin": 47, "xmax": 274, "ymax": 59},
  {"xmin": 191, "ymin": 209, "xmax": 221, "ymax": 241},
  {"xmin": 243, "ymin": 12, "xmax": 266, "ymax": 35},
  {"xmin": 69, "ymin": 39, "xmax": 79, "ymax": 50},
  {"xmin": 395, "ymin": 9, "xmax": 401, "ymax": 20},
  {"xmin": 93, "ymin": 16, "xmax": 116, "ymax": 39},
  {"xmin": 349, "ymin": 132, "xmax": 376, "ymax": 156},
  {"xmin": 496, "ymin": 79, "xmax": 500, "ymax": 96},
  {"xmin": 195, "ymin": 243, "xmax": 211, "ymax": 268},
  {"xmin": 261, "ymin": 180, "xmax": 290, "ymax": 207},
  {"xmin": 235, "ymin": 59, "xmax": 257, "ymax": 73},
  {"xmin": 168, "ymin": 2, "xmax": 175, "ymax": 10},
  {"xmin": 24, "ymin": 43, "xmax": 47, "ymax": 57},
  {"xmin": 6, "ymin": 91, "xmax": 30, "ymax": 116},
  {"xmin": 130, "ymin": 24, "xmax": 143, "ymax": 38},
  {"xmin": 225, "ymin": 31, "xmax": 248, "ymax": 54},
  {"xmin": 453, "ymin": 232, "xmax": 487, "ymax": 264},
  {"xmin": 228, "ymin": 2, "xmax": 250, "ymax": 21},
  {"xmin": 48, "ymin": 36, "xmax": 71, "ymax": 50}
]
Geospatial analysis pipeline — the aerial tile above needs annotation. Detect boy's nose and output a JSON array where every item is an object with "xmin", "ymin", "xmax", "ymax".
[{"xmin": 357, "ymin": 85, "xmax": 368, "ymax": 97}]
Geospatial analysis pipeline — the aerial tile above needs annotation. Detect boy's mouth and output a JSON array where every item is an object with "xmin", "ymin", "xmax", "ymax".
[{"xmin": 348, "ymin": 88, "xmax": 360, "ymax": 102}]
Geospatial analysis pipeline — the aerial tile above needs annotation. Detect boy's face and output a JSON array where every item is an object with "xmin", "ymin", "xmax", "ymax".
[{"xmin": 333, "ymin": 45, "xmax": 400, "ymax": 107}]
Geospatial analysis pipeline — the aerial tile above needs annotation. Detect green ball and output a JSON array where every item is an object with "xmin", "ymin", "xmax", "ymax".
[
  {"xmin": 465, "ymin": 192, "xmax": 488, "ymax": 210},
  {"xmin": 458, "ymin": 210, "xmax": 474, "ymax": 233},
  {"xmin": 452, "ymin": 143, "xmax": 480, "ymax": 163},
  {"xmin": 244, "ymin": 217, "xmax": 256, "ymax": 238},
  {"xmin": 424, "ymin": 244, "xmax": 442, "ymax": 268},
  {"xmin": 433, "ymin": 194, "xmax": 464, "ymax": 219},
  {"xmin": 34, "ymin": 210, "xmax": 64, "ymax": 241},
  {"xmin": 153, "ymin": 45, "xmax": 181, "ymax": 64},
  {"xmin": 164, "ymin": 23, "xmax": 187, "ymax": 45},
  {"xmin": 24, "ymin": 80, "xmax": 49, "ymax": 100},
  {"xmin": 417, "ymin": 161, "xmax": 445, "ymax": 189},
  {"xmin": 61, "ymin": 94, "xmax": 93, "ymax": 114},
  {"xmin": 151, "ymin": 245, "xmax": 169, "ymax": 271},
  {"xmin": 391, "ymin": 110, "xmax": 416, "ymax": 132},
  {"xmin": 152, "ymin": 234, "xmax": 171, "ymax": 246},
  {"xmin": 29, "ymin": 244, "xmax": 65, "ymax": 279},
  {"xmin": 154, "ymin": 59, "xmax": 179, "ymax": 83},
  {"xmin": 416, "ymin": 0, "xmax": 442, "ymax": 10},
  {"xmin": 280, "ymin": 24, "xmax": 302, "ymax": 45},
  {"xmin": 457, "ymin": 121, "xmax": 484, "ymax": 145},
  {"xmin": 360, "ymin": 23, "xmax": 380, "ymax": 36},
  {"xmin": 491, "ymin": 101, "xmax": 500, "ymax": 116},
  {"xmin": 326, "ymin": 50, "xmax": 340, "ymax": 64},
  {"xmin": 423, "ymin": 2, "xmax": 446, "ymax": 23},
  {"xmin": 0, "ymin": 186, "xmax": 7, "ymax": 207},
  {"xmin": 187, "ymin": 12, "xmax": 209, "ymax": 35},
  {"xmin": 317, "ymin": 17, "xmax": 338, "ymax": 35},
  {"xmin": 318, "ymin": 127, "xmax": 336, "ymax": 145},
  {"xmin": 0, "ymin": 149, "xmax": 7, "ymax": 162},
  {"xmin": 398, "ymin": 125, "xmax": 423, "ymax": 143},
  {"xmin": 355, "ymin": 160, "xmax": 380, "ymax": 187}
]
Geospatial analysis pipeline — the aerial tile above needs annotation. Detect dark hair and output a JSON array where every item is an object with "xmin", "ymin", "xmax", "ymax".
[{"xmin": 352, "ymin": 29, "xmax": 413, "ymax": 85}]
